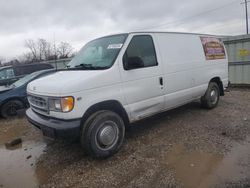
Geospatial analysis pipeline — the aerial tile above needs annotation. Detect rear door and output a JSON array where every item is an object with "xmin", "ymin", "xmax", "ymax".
[{"xmin": 119, "ymin": 34, "xmax": 164, "ymax": 121}]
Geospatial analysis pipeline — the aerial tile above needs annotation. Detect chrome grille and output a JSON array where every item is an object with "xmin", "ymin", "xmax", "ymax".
[{"xmin": 28, "ymin": 94, "xmax": 49, "ymax": 114}]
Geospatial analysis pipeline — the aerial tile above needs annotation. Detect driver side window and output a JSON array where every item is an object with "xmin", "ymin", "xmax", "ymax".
[{"xmin": 123, "ymin": 35, "xmax": 158, "ymax": 70}]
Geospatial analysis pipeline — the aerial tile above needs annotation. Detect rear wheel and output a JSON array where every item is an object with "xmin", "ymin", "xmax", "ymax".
[
  {"xmin": 81, "ymin": 110, "xmax": 125, "ymax": 158},
  {"xmin": 201, "ymin": 82, "xmax": 220, "ymax": 109},
  {"xmin": 1, "ymin": 100, "xmax": 25, "ymax": 118}
]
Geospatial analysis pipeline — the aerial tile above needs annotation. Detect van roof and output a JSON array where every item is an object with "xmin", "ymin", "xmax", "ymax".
[
  {"xmin": 130, "ymin": 31, "xmax": 217, "ymax": 36},
  {"xmin": 100, "ymin": 31, "xmax": 228, "ymax": 39}
]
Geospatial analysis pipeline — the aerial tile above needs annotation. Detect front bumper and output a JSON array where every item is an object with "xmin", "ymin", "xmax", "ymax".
[{"xmin": 26, "ymin": 108, "xmax": 81, "ymax": 140}]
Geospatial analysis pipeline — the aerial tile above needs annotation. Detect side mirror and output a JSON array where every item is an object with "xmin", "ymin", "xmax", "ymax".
[{"xmin": 124, "ymin": 56, "xmax": 144, "ymax": 70}]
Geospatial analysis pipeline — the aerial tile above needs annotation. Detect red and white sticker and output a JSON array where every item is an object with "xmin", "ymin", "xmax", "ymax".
[{"xmin": 200, "ymin": 37, "xmax": 226, "ymax": 60}]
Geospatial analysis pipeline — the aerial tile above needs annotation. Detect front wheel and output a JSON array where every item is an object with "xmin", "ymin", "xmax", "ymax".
[
  {"xmin": 201, "ymin": 82, "xmax": 220, "ymax": 109},
  {"xmin": 1, "ymin": 100, "xmax": 25, "ymax": 118},
  {"xmin": 81, "ymin": 110, "xmax": 125, "ymax": 158}
]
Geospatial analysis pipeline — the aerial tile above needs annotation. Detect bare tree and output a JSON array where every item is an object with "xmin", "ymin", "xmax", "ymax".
[
  {"xmin": 18, "ymin": 53, "xmax": 33, "ymax": 64},
  {"xmin": 44, "ymin": 41, "xmax": 53, "ymax": 60},
  {"xmin": 25, "ymin": 39, "xmax": 53, "ymax": 62},
  {"xmin": 37, "ymin": 39, "xmax": 45, "ymax": 60},
  {"xmin": 38, "ymin": 39, "xmax": 54, "ymax": 60},
  {"xmin": 57, "ymin": 42, "xmax": 73, "ymax": 59},
  {"xmin": 24, "ymin": 39, "xmax": 74, "ymax": 63},
  {"xmin": 25, "ymin": 39, "xmax": 38, "ymax": 61}
]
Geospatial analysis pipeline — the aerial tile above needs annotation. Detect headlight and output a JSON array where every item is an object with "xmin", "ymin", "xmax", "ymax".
[{"xmin": 49, "ymin": 96, "xmax": 74, "ymax": 112}]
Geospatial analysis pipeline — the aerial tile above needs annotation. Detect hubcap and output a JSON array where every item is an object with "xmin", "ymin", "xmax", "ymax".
[
  {"xmin": 96, "ymin": 121, "xmax": 119, "ymax": 150},
  {"xmin": 210, "ymin": 89, "xmax": 218, "ymax": 105}
]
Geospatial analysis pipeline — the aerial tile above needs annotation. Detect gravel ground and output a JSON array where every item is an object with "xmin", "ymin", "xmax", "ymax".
[{"xmin": 0, "ymin": 88, "xmax": 250, "ymax": 188}]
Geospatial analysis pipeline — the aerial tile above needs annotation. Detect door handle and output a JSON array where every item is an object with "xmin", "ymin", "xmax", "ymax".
[{"xmin": 159, "ymin": 77, "xmax": 163, "ymax": 86}]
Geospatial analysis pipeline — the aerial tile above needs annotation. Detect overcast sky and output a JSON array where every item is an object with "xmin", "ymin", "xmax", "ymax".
[{"xmin": 0, "ymin": 0, "xmax": 247, "ymax": 61}]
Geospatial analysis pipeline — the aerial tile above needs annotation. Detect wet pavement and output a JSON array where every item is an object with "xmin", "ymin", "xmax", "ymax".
[
  {"xmin": 0, "ymin": 142, "xmax": 46, "ymax": 188},
  {"xmin": 0, "ymin": 88, "xmax": 250, "ymax": 188},
  {"xmin": 165, "ymin": 138, "xmax": 250, "ymax": 188},
  {"xmin": 0, "ymin": 118, "xmax": 46, "ymax": 188}
]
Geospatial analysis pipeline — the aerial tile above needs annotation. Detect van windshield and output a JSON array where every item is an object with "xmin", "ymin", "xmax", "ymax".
[{"xmin": 68, "ymin": 34, "xmax": 128, "ymax": 70}]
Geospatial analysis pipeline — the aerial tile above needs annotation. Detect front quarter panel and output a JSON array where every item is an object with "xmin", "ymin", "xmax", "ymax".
[
  {"xmin": 49, "ymin": 84, "xmax": 126, "ymax": 120},
  {"xmin": 45, "ymin": 63, "xmax": 127, "ymax": 120}
]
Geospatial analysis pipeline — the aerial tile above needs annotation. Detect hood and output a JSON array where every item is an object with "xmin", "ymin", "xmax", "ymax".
[
  {"xmin": 27, "ymin": 69, "xmax": 120, "ymax": 96},
  {"xmin": 0, "ymin": 85, "xmax": 13, "ymax": 94}
]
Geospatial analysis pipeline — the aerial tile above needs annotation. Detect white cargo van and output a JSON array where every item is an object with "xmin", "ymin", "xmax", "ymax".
[{"xmin": 26, "ymin": 32, "xmax": 228, "ymax": 158}]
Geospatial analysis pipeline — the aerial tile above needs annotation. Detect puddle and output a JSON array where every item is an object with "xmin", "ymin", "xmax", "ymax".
[
  {"xmin": 0, "ymin": 119, "xmax": 49, "ymax": 188},
  {"xmin": 0, "ymin": 142, "xmax": 46, "ymax": 188},
  {"xmin": 207, "ymin": 138, "xmax": 250, "ymax": 185},
  {"xmin": 166, "ymin": 144, "xmax": 223, "ymax": 188},
  {"xmin": 166, "ymin": 138, "xmax": 250, "ymax": 188}
]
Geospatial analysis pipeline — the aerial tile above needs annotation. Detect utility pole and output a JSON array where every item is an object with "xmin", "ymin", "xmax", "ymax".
[{"xmin": 242, "ymin": 0, "xmax": 250, "ymax": 34}]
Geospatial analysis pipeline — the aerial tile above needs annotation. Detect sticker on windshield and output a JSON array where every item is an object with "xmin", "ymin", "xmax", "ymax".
[{"xmin": 107, "ymin": 43, "xmax": 123, "ymax": 49}]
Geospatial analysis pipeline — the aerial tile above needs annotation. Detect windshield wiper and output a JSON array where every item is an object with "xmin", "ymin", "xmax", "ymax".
[
  {"xmin": 70, "ymin": 64, "xmax": 109, "ymax": 70},
  {"xmin": 75, "ymin": 64, "xmax": 94, "ymax": 69}
]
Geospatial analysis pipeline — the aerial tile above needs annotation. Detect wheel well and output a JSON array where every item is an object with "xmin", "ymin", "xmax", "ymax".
[
  {"xmin": 0, "ymin": 97, "xmax": 27, "ymax": 109},
  {"xmin": 80, "ymin": 100, "xmax": 130, "ymax": 129},
  {"xmin": 210, "ymin": 77, "xmax": 224, "ymax": 96}
]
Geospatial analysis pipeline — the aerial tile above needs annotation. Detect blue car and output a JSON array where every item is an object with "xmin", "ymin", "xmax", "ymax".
[{"xmin": 0, "ymin": 69, "xmax": 56, "ymax": 118}]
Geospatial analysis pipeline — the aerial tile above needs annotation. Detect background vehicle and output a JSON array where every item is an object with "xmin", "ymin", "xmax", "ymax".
[
  {"xmin": 0, "ymin": 69, "xmax": 56, "ymax": 118},
  {"xmin": 26, "ymin": 32, "xmax": 228, "ymax": 158},
  {"xmin": 0, "ymin": 63, "xmax": 53, "ymax": 86}
]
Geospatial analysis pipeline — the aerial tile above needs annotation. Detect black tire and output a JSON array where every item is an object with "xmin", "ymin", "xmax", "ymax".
[
  {"xmin": 201, "ymin": 82, "xmax": 220, "ymax": 109},
  {"xmin": 1, "ymin": 100, "xmax": 25, "ymax": 118},
  {"xmin": 81, "ymin": 110, "xmax": 125, "ymax": 158}
]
